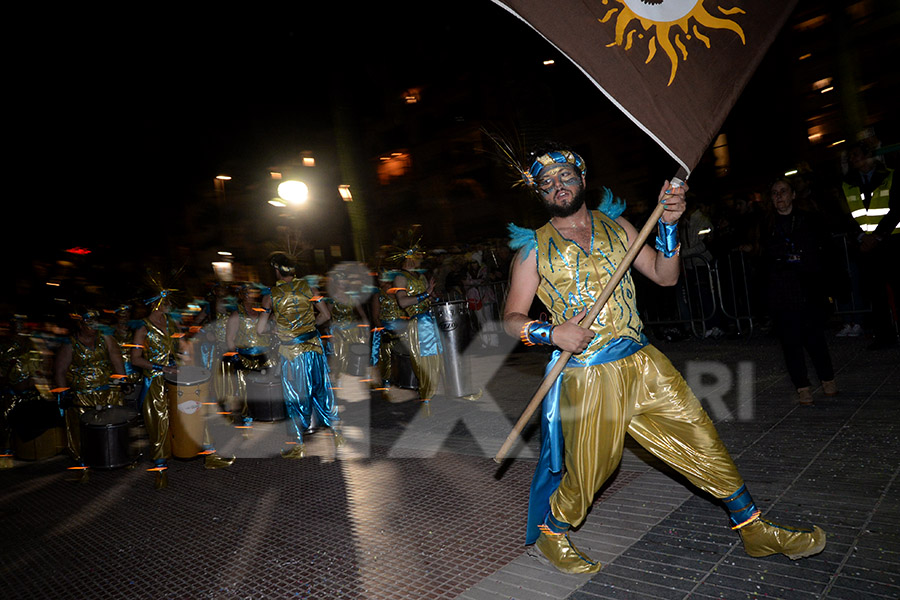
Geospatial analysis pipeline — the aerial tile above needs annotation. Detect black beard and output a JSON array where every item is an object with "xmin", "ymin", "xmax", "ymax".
[{"xmin": 541, "ymin": 187, "xmax": 586, "ymax": 218}]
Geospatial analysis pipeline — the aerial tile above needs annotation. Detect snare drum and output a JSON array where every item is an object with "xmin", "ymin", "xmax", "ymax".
[
  {"xmin": 165, "ymin": 366, "xmax": 211, "ymax": 458},
  {"xmin": 79, "ymin": 405, "xmax": 138, "ymax": 469},
  {"xmin": 246, "ymin": 372, "xmax": 286, "ymax": 422}
]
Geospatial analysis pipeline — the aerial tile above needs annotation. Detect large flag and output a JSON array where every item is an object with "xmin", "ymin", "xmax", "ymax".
[{"xmin": 490, "ymin": 0, "xmax": 798, "ymax": 176}]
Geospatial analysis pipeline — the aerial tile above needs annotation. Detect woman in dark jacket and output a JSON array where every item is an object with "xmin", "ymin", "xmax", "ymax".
[{"xmin": 761, "ymin": 178, "xmax": 837, "ymax": 405}]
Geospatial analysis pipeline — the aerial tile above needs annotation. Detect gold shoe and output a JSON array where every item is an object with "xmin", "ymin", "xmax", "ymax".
[
  {"xmin": 281, "ymin": 444, "xmax": 306, "ymax": 460},
  {"xmin": 533, "ymin": 531, "xmax": 602, "ymax": 574},
  {"xmin": 332, "ymin": 430, "xmax": 346, "ymax": 449},
  {"xmin": 739, "ymin": 517, "xmax": 826, "ymax": 560},
  {"xmin": 154, "ymin": 470, "xmax": 168, "ymax": 490},
  {"xmin": 420, "ymin": 399, "xmax": 432, "ymax": 418},
  {"xmin": 797, "ymin": 387, "xmax": 813, "ymax": 405},
  {"xmin": 204, "ymin": 453, "xmax": 235, "ymax": 469},
  {"xmin": 822, "ymin": 380, "xmax": 838, "ymax": 397}
]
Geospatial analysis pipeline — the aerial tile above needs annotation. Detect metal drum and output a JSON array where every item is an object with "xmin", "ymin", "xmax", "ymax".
[
  {"xmin": 165, "ymin": 366, "xmax": 210, "ymax": 459},
  {"xmin": 394, "ymin": 352, "xmax": 419, "ymax": 390},
  {"xmin": 246, "ymin": 372, "xmax": 286, "ymax": 422},
  {"xmin": 346, "ymin": 343, "xmax": 370, "ymax": 377},
  {"xmin": 432, "ymin": 300, "xmax": 476, "ymax": 398},
  {"xmin": 79, "ymin": 405, "xmax": 138, "ymax": 469}
]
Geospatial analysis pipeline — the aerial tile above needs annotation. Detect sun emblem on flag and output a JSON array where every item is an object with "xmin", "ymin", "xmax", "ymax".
[{"xmin": 599, "ymin": 0, "xmax": 746, "ymax": 86}]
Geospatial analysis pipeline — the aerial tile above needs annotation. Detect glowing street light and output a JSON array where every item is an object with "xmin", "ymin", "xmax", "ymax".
[
  {"xmin": 338, "ymin": 185, "xmax": 353, "ymax": 202},
  {"xmin": 277, "ymin": 180, "xmax": 309, "ymax": 206}
]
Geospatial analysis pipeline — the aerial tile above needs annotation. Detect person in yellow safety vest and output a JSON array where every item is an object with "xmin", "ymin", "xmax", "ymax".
[{"xmin": 840, "ymin": 140, "xmax": 899, "ymax": 350}]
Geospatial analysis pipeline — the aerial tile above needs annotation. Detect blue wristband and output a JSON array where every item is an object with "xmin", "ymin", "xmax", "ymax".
[
  {"xmin": 655, "ymin": 219, "xmax": 680, "ymax": 258},
  {"xmin": 522, "ymin": 321, "xmax": 555, "ymax": 346},
  {"xmin": 416, "ymin": 292, "xmax": 429, "ymax": 303}
]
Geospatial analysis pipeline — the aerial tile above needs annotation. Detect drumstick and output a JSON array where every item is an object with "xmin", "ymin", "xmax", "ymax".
[{"xmin": 494, "ymin": 178, "xmax": 682, "ymax": 464}]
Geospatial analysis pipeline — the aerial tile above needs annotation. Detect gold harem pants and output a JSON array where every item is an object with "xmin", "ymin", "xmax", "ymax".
[{"xmin": 550, "ymin": 344, "xmax": 744, "ymax": 530}]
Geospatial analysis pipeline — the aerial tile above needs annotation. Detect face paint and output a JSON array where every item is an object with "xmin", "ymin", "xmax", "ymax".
[{"xmin": 538, "ymin": 166, "xmax": 581, "ymax": 196}]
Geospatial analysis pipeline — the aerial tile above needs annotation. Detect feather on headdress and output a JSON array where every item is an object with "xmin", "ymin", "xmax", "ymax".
[{"xmin": 385, "ymin": 225, "xmax": 426, "ymax": 265}]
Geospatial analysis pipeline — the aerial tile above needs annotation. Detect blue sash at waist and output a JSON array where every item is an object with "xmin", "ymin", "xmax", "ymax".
[
  {"xmin": 238, "ymin": 346, "xmax": 268, "ymax": 356},
  {"xmin": 282, "ymin": 330, "xmax": 319, "ymax": 345}
]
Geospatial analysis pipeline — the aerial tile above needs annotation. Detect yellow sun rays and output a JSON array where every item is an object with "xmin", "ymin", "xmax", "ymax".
[{"xmin": 600, "ymin": 1, "xmax": 746, "ymax": 86}]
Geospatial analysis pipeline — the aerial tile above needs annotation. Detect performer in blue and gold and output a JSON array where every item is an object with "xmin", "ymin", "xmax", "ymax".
[
  {"xmin": 257, "ymin": 252, "xmax": 342, "ymax": 459},
  {"xmin": 53, "ymin": 309, "xmax": 126, "ymax": 468},
  {"xmin": 226, "ymin": 282, "xmax": 275, "ymax": 425},
  {"xmin": 370, "ymin": 271, "xmax": 407, "ymax": 389},
  {"xmin": 198, "ymin": 287, "xmax": 237, "ymax": 408},
  {"xmin": 132, "ymin": 288, "xmax": 234, "ymax": 489},
  {"xmin": 502, "ymin": 142, "xmax": 826, "ymax": 573},
  {"xmin": 326, "ymin": 272, "xmax": 370, "ymax": 383},
  {"xmin": 392, "ymin": 244, "xmax": 443, "ymax": 408},
  {"xmin": 112, "ymin": 304, "xmax": 144, "ymax": 409}
]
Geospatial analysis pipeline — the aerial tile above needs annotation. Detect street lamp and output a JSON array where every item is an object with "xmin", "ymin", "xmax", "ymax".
[{"xmin": 276, "ymin": 180, "xmax": 309, "ymax": 206}]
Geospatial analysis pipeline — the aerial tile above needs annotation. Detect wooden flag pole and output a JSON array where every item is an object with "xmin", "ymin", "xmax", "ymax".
[{"xmin": 493, "ymin": 176, "xmax": 684, "ymax": 464}]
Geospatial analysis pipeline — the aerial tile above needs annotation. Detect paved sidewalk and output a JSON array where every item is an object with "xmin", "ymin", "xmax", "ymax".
[
  {"xmin": 458, "ymin": 334, "xmax": 900, "ymax": 600},
  {"xmin": 1, "ymin": 333, "xmax": 897, "ymax": 600}
]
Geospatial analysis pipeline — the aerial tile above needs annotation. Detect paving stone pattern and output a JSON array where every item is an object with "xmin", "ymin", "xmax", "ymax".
[{"xmin": 1, "ymin": 335, "xmax": 897, "ymax": 600}]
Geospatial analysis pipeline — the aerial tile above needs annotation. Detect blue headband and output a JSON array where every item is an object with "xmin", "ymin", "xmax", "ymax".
[{"xmin": 525, "ymin": 150, "xmax": 586, "ymax": 187}]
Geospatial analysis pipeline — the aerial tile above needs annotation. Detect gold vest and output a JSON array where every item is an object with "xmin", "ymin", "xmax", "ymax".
[{"xmin": 535, "ymin": 210, "xmax": 644, "ymax": 361}]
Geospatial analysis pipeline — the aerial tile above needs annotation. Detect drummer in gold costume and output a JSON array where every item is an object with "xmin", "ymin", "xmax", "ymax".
[
  {"xmin": 257, "ymin": 252, "xmax": 341, "ymax": 459},
  {"xmin": 371, "ymin": 273, "xmax": 407, "ymax": 388},
  {"xmin": 393, "ymin": 251, "xmax": 443, "ymax": 406},
  {"xmin": 199, "ymin": 289, "xmax": 237, "ymax": 409},
  {"xmin": 226, "ymin": 283, "xmax": 275, "ymax": 425},
  {"xmin": 112, "ymin": 305, "xmax": 143, "ymax": 406},
  {"xmin": 132, "ymin": 290, "xmax": 233, "ymax": 489},
  {"xmin": 327, "ymin": 273, "xmax": 370, "ymax": 383},
  {"xmin": 503, "ymin": 143, "xmax": 826, "ymax": 574},
  {"xmin": 1, "ymin": 315, "xmax": 45, "ymax": 469},
  {"xmin": 53, "ymin": 310, "xmax": 126, "ymax": 466}
]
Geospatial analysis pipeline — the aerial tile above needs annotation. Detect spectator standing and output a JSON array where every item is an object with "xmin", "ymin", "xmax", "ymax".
[
  {"xmin": 761, "ymin": 179, "xmax": 837, "ymax": 404},
  {"xmin": 840, "ymin": 138, "xmax": 899, "ymax": 349}
]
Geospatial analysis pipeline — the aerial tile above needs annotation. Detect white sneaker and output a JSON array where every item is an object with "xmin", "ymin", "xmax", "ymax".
[
  {"xmin": 837, "ymin": 323, "xmax": 863, "ymax": 337},
  {"xmin": 705, "ymin": 327, "xmax": 725, "ymax": 339}
]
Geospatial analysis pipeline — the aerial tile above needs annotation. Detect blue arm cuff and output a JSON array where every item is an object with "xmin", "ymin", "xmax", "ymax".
[{"xmin": 655, "ymin": 219, "xmax": 680, "ymax": 258}]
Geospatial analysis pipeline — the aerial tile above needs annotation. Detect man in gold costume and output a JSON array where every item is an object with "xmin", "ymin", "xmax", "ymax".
[
  {"xmin": 257, "ymin": 252, "xmax": 341, "ymax": 459},
  {"xmin": 503, "ymin": 143, "xmax": 826, "ymax": 574},
  {"xmin": 393, "ymin": 252, "xmax": 443, "ymax": 407},
  {"xmin": 132, "ymin": 291, "xmax": 233, "ymax": 489},
  {"xmin": 53, "ymin": 310, "xmax": 126, "ymax": 466}
]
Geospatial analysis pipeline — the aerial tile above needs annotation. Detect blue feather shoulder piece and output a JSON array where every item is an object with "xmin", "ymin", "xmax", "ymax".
[
  {"xmin": 507, "ymin": 223, "xmax": 537, "ymax": 262},
  {"xmin": 598, "ymin": 187, "xmax": 626, "ymax": 220}
]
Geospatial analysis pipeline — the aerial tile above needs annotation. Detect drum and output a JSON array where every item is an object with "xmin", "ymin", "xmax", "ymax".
[
  {"xmin": 394, "ymin": 352, "xmax": 419, "ymax": 390},
  {"xmin": 246, "ymin": 372, "xmax": 286, "ymax": 422},
  {"xmin": 432, "ymin": 300, "xmax": 476, "ymax": 397},
  {"xmin": 345, "ymin": 343, "xmax": 370, "ymax": 377},
  {"xmin": 79, "ymin": 405, "xmax": 138, "ymax": 469},
  {"xmin": 165, "ymin": 366, "xmax": 210, "ymax": 458}
]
